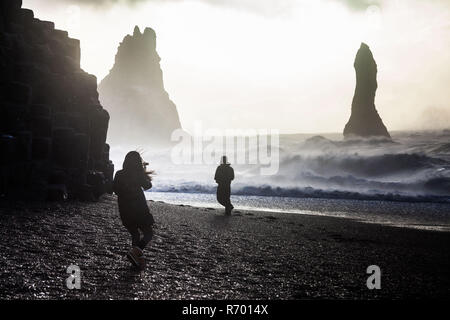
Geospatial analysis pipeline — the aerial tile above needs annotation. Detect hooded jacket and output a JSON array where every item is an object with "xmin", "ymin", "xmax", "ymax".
[{"xmin": 214, "ymin": 163, "xmax": 234, "ymax": 185}]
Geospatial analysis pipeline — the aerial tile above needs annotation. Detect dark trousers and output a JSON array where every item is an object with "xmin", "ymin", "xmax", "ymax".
[
  {"xmin": 217, "ymin": 183, "xmax": 232, "ymax": 211},
  {"xmin": 124, "ymin": 222, "xmax": 153, "ymax": 250}
]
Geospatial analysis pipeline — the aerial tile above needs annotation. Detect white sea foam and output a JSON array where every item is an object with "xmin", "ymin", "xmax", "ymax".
[{"xmin": 111, "ymin": 130, "xmax": 450, "ymax": 202}]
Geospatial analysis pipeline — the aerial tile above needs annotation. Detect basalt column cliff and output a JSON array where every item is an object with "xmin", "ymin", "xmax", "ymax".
[
  {"xmin": 343, "ymin": 43, "xmax": 390, "ymax": 139},
  {"xmin": 99, "ymin": 26, "xmax": 182, "ymax": 146},
  {"xmin": 0, "ymin": 0, "xmax": 113, "ymax": 200}
]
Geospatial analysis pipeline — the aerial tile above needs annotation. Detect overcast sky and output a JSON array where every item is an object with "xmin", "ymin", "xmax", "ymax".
[{"xmin": 23, "ymin": 0, "xmax": 450, "ymax": 134}]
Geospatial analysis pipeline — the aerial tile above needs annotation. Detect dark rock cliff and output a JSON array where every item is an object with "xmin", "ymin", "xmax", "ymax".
[
  {"xmin": 343, "ymin": 43, "xmax": 390, "ymax": 139},
  {"xmin": 0, "ymin": 0, "xmax": 113, "ymax": 200},
  {"xmin": 99, "ymin": 26, "xmax": 181, "ymax": 147}
]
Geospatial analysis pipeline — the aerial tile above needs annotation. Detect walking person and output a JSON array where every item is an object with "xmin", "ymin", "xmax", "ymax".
[
  {"xmin": 113, "ymin": 151, "xmax": 155, "ymax": 269},
  {"xmin": 214, "ymin": 155, "xmax": 234, "ymax": 215}
]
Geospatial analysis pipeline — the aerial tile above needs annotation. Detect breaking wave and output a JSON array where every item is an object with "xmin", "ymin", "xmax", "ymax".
[
  {"xmin": 114, "ymin": 130, "xmax": 450, "ymax": 203},
  {"xmin": 152, "ymin": 182, "xmax": 450, "ymax": 203}
]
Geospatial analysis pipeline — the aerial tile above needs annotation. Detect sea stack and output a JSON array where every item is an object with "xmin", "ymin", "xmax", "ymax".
[
  {"xmin": 0, "ymin": 0, "xmax": 113, "ymax": 200},
  {"xmin": 99, "ymin": 26, "xmax": 182, "ymax": 146},
  {"xmin": 343, "ymin": 43, "xmax": 390, "ymax": 139}
]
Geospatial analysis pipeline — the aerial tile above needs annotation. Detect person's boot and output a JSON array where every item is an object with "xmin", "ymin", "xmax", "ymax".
[
  {"xmin": 127, "ymin": 246, "xmax": 143, "ymax": 267},
  {"xmin": 137, "ymin": 256, "xmax": 146, "ymax": 271}
]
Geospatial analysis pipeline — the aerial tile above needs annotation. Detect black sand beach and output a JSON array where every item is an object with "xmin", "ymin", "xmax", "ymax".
[{"xmin": 0, "ymin": 195, "xmax": 449, "ymax": 299}]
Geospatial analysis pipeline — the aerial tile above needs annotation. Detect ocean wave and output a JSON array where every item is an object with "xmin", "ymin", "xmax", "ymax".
[
  {"xmin": 152, "ymin": 181, "xmax": 450, "ymax": 203},
  {"xmin": 117, "ymin": 130, "xmax": 450, "ymax": 203},
  {"xmin": 302, "ymin": 135, "xmax": 395, "ymax": 148},
  {"xmin": 277, "ymin": 152, "xmax": 448, "ymax": 180}
]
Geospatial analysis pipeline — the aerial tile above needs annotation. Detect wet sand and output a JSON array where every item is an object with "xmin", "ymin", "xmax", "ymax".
[{"xmin": 0, "ymin": 195, "xmax": 449, "ymax": 299}]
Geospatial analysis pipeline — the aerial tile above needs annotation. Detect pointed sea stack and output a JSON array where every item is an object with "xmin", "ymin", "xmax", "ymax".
[
  {"xmin": 343, "ymin": 43, "xmax": 390, "ymax": 139},
  {"xmin": 98, "ymin": 26, "xmax": 182, "ymax": 146}
]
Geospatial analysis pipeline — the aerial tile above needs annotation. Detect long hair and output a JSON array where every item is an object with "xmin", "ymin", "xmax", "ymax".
[{"xmin": 122, "ymin": 151, "xmax": 154, "ymax": 179}]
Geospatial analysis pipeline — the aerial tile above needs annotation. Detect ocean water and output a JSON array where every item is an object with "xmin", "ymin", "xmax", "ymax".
[
  {"xmin": 111, "ymin": 130, "xmax": 450, "ymax": 230},
  {"xmin": 145, "ymin": 191, "xmax": 450, "ymax": 231}
]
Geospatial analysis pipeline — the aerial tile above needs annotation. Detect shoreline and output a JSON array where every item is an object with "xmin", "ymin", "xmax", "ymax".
[
  {"xmin": 146, "ymin": 192, "xmax": 450, "ymax": 232},
  {"xmin": 0, "ymin": 195, "xmax": 449, "ymax": 299},
  {"xmin": 161, "ymin": 200, "xmax": 450, "ymax": 232}
]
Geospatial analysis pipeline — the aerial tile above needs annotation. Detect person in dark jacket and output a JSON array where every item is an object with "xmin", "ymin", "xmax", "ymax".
[
  {"xmin": 113, "ymin": 151, "xmax": 154, "ymax": 269},
  {"xmin": 214, "ymin": 155, "xmax": 234, "ymax": 215}
]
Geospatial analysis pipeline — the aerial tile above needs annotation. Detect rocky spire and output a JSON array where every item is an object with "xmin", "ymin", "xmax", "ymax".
[
  {"xmin": 99, "ymin": 26, "xmax": 181, "ymax": 146},
  {"xmin": 343, "ymin": 43, "xmax": 390, "ymax": 138},
  {"xmin": 133, "ymin": 25, "xmax": 141, "ymax": 36}
]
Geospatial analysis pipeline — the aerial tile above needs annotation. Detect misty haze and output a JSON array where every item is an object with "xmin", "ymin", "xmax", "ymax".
[{"xmin": 0, "ymin": 0, "xmax": 449, "ymax": 303}]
